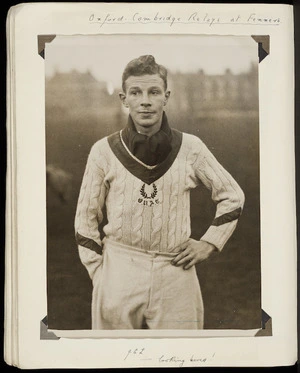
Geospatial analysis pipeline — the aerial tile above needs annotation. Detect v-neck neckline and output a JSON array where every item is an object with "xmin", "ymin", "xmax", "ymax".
[{"xmin": 107, "ymin": 129, "xmax": 183, "ymax": 185}]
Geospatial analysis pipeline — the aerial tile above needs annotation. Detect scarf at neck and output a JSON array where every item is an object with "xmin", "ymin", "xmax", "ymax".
[{"xmin": 122, "ymin": 112, "xmax": 173, "ymax": 166}]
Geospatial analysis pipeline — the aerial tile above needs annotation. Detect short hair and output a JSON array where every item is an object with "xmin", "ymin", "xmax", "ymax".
[{"xmin": 122, "ymin": 55, "xmax": 168, "ymax": 92}]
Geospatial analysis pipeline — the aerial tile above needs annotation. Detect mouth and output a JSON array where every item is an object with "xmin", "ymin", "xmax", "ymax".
[{"xmin": 138, "ymin": 111, "xmax": 155, "ymax": 114}]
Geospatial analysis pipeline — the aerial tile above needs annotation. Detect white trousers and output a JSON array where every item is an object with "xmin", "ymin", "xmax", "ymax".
[{"xmin": 91, "ymin": 239, "xmax": 204, "ymax": 330}]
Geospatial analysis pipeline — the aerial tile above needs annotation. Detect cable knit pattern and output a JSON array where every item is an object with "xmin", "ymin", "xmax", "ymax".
[
  {"xmin": 75, "ymin": 141, "xmax": 108, "ymax": 247},
  {"xmin": 88, "ymin": 173, "xmax": 102, "ymax": 242},
  {"xmin": 113, "ymin": 158, "xmax": 127, "ymax": 241},
  {"xmin": 150, "ymin": 179, "xmax": 163, "ymax": 251},
  {"xmin": 96, "ymin": 181, "xmax": 107, "ymax": 225},
  {"xmin": 194, "ymin": 142, "xmax": 244, "ymax": 216},
  {"xmin": 74, "ymin": 167, "xmax": 89, "ymax": 229},
  {"xmin": 167, "ymin": 158, "xmax": 179, "ymax": 251},
  {"xmin": 75, "ymin": 132, "xmax": 245, "ymax": 267},
  {"xmin": 176, "ymin": 151, "xmax": 189, "ymax": 246},
  {"xmin": 131, "ymin": 178, "xmax": 144, "ymax": 247},
  {"xmin": 180, "ymin": 191, "xmax": 190, "ymax": 245},
  {"xmin": 190, "ymin": 135, "xmax": 245, "ymax": 250}
]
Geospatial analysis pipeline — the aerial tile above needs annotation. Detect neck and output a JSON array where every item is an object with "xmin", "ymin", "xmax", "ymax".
[{"xmin": 133, "ymin": 117, "xmax": 163, "ymax": 137}]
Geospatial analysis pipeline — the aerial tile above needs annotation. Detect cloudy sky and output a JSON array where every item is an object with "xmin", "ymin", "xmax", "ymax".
[{"xmin": 45, "ymin": 34, "xmax": 258, "ymax": 87}]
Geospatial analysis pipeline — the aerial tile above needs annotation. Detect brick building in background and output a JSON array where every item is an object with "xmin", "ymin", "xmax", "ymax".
[{"xmin": 167, "ymin": 63, "xmax": 258, "ymax": 119}]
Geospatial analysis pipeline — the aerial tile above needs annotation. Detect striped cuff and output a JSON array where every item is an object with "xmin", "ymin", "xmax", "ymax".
[{"xmin": 200, "ymin": 220, "xmax": 238, "ymax": 251}]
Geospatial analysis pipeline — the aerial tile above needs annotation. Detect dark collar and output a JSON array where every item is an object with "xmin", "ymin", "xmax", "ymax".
[
  {"xmin": 107, "ymin": 123, "xmax": 183, "ymax": 185},
  {"xmin": 121, "ymin": 112, "xmax": 173, "ymax": 166}
]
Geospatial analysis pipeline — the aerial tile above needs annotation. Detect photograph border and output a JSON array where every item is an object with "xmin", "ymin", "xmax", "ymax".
[{"xmin": 41, "ymin": 33, "xmax": 267, "ymax": 340}]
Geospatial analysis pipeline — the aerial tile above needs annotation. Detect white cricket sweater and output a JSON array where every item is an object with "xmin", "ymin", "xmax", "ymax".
[{"xmin": 74, "ymin": 128, "xmax": 245, "ymax": 276}]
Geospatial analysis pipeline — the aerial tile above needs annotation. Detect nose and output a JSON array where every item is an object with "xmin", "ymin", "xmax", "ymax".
[{"xmin": 140, "ymin": 92, "xmax": 151, "ymax": 107}]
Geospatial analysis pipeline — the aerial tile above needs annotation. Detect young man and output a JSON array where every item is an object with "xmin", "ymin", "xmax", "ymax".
[{"xmin": 74, "ymin": 55, "xmax": 245, "ymax": 330}]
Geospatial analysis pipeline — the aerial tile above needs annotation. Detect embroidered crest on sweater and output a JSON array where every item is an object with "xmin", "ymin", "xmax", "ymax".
[{"xmin": 138, "ymin": 183, "xmax": 160, "ymax": 206}]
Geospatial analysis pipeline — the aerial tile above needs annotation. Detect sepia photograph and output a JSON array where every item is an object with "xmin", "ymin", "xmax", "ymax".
[{"xmin": 44, "ymin": 34, "xmax": 261, "ymax": 332}]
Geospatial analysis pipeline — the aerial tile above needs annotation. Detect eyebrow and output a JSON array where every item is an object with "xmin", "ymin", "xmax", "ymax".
[{"xmin": 128, "ymin": 86, "xmax": 163, "ymax": 90}]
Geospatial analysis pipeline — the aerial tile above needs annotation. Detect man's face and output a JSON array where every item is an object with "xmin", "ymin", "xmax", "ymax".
[{"xmin": 119, "ymin": 74, "xmax": 170, "ymax": 132}]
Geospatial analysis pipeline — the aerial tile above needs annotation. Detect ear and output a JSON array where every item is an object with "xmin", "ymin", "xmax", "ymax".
[
  {"xmin": 163, "ymin": 90, "xmax": 171, "ymax": 106},
  {"xmin": 119, "ymin": 92, "xmax": 129, "ymax": 108}
]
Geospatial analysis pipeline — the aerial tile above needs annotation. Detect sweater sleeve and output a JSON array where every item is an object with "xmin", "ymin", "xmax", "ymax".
[
  {"xmin": 74, "ymin": 142, "xmax": 108, "ymax": 278},
  {"xmin": 193, "ymin": 140, "xmax": 245, "ymax": 251}
]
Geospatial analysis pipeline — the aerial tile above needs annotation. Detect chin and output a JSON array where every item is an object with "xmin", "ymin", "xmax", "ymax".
[
  {"xmin": 139, "ymin": 121, "xmax": 156, "ymax": 127},
  {"xmin": 136, "ymin": 119, "xmax": 157, "ymax": 127}
]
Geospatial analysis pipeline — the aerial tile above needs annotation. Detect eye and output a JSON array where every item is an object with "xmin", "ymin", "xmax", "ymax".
[
  {"xmin": 151, "ymin": 90, "xmax": 159, "ymax": 95},
  {"xmin": 129, "ymin": 90, "xmax": 139, "ymax": 96}
]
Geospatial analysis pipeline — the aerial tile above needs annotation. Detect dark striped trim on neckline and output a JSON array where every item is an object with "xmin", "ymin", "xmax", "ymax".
[{"xmin": 107, "ymin": 129, "xmax": 183, "ymax": 185}]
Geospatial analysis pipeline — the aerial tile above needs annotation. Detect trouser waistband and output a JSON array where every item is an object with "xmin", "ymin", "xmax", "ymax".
[{"xmin": 103, "ymin": 238, "xmax": 181, "ymax": 261}]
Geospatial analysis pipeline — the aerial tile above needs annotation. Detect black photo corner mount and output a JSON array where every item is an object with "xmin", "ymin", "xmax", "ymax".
[
  {"xmin": 38, "ymin": 35, "xmax": 57, "ymax": 59},
  {"xmin": 251, "ymin": 35, "xmax": 270, "ymax": 63},
  {"xmin": 40, "ymin": 316, "xmax": 60, "ymax": 340},
  {"xmin": 255, "ymin": 310, "xmax": 273, "ymax": 337}
]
